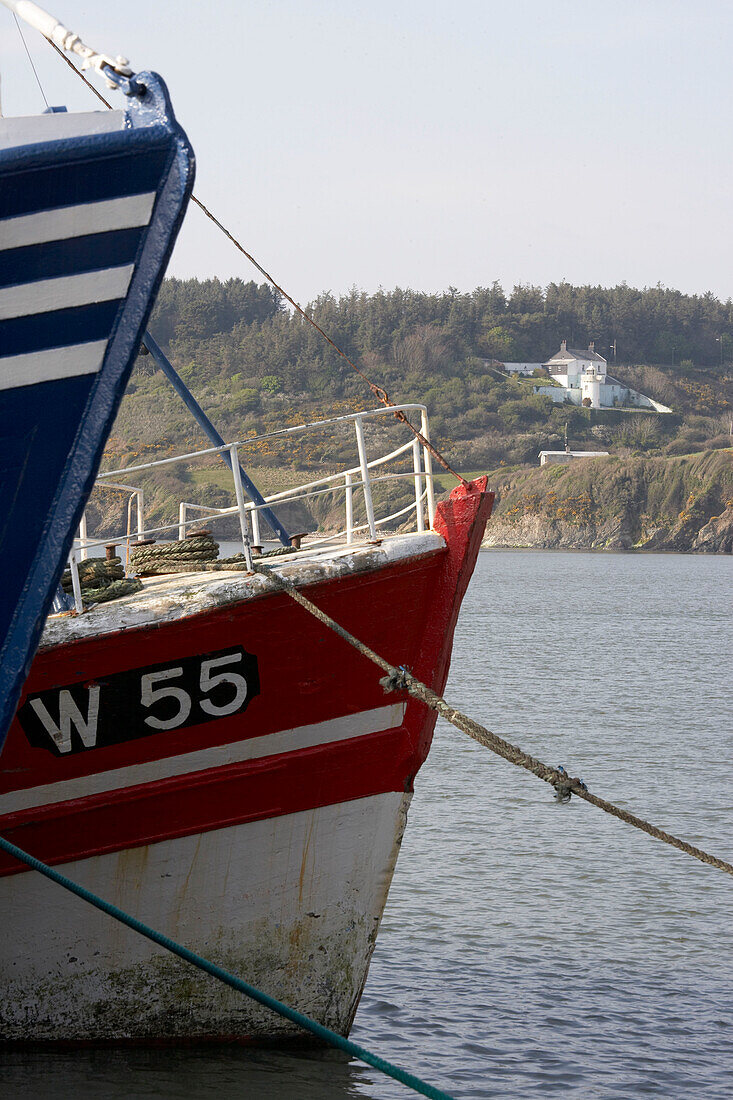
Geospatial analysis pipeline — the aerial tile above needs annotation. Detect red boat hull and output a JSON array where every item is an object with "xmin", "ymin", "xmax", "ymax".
[{"xmin": 0, "ymin": 478, "xmax": 492, "ymax": 1041}]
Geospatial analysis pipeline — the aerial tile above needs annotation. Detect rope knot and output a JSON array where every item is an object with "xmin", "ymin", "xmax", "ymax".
[
  {"xmin": 379, "ymin": 665, "xmax": 412, "ymax": 693},
  {"xmin": 552, "ymin": 765, "xmax": 588, "ymax": 803}
]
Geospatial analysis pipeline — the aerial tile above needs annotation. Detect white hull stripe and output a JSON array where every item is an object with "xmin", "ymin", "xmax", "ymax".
[
  {"xmin": 0, "ymin": 265, "xmax": 134, "ymax": 321},
  {"xmin": 0, "ymin": 340, "xmax": 107, "ymax": 391},
  {"xmin": 0, "ymin": 109, "xmax": 126, "ymax": 152},
  {"xmin": 0, "ymin": 193, "xmax": 156, "ymax": 251},
  {"xmin": 0, "ymin": 703, "xmax": 407, "ymax": 816}
]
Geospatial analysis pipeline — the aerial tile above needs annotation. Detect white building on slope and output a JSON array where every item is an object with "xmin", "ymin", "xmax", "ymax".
[
  {"xmin": 529, "ymin": 341, "xmax": 671, "ymax": 411},
  {"xmin": 538, "ymin": 449, "xmax": 610, "ymax": 466}
]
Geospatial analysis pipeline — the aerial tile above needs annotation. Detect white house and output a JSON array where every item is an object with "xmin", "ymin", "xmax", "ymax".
[
  {"xmin": 544, "ymin": 340, "xmax": 607, "ymax": 383},
  {"xmin": 531, "ymin": 341, "xmax": 671, "ymax": 411}
]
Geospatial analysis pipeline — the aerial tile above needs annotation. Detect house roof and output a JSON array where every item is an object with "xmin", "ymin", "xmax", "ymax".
[{"xmin": 545, "ymin": 346, "xmax": 607, "ymax": 365}]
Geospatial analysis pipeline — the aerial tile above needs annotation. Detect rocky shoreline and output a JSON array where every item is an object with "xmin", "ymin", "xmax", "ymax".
[
  {"xmin": 482, "ymin": 503, "xmax": 733, "ymax": 552},
  {"xmin": 481, "ymin": 450, "xmax": 733, "ymax": 553}
]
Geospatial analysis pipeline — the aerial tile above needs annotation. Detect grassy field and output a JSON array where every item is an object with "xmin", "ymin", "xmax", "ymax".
[{"xmin": 187, "ymin": 464, "xmax": 308, "ymax": 497}]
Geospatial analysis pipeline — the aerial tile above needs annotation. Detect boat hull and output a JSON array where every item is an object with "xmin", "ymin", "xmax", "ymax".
[
  {"xmin": 0, "ymin": 791, "xmax": 410, "ymax": 1042},
  {"xmin": 0, "ymin": 76, "xmax": 194, "ymax": 750},
  {"xmin": 0, "ymin": 479, "xmax": 493, "ymax": 1042}
]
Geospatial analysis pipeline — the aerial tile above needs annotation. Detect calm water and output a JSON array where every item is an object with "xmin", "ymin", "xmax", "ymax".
[{"xmin": 2, "ymin": 551, "xmax": 732, "ymax": 1098}]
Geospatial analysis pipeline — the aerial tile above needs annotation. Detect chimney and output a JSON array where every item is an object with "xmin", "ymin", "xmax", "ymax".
[
  {"xmin": 560, "ymin": 339, "xmax": 567, "ymax": 351},
  {"xmin": 588, "ymin": 341, "xmax": 595, "ymax": 353}
]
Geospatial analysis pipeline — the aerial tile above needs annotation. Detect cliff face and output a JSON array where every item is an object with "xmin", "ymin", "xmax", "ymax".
[
  {"xmin": 482, "ymin": 450, "xmax": 732, "ymax": 552},
  {"xmin": 691, "ymin": 506, "xmax": 733, "ymax": 553}
]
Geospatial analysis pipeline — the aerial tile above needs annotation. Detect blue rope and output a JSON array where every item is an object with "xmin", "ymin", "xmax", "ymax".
[{"xmin": 0, "ymin": 835, "xmax": 454, "ymax": 1100}]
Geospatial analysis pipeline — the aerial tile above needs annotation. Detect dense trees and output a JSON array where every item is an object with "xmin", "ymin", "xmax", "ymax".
[
  {"xmin": 150, "ymin": 277, "xmax": 733, "ymax": 383},
  {"xmin": 126, "ymin": 276, "xmax": 733, "ymax": 471},
  {"xmin": 151, "ymin": 278, "xmax": 282, "ymax": 344}
]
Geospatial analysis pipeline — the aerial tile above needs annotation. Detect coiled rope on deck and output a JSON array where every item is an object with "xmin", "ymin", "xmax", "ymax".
[
  {"xmin": 130, "ymin": 532, "xmax": 220, "ymax": 574},
  {"xmin": 61, "ymin": 556, "xmax": 143, "ymax": 605},
  {"xmin": 0, "ymin": 835, "xmax": 454, "ymax": 1100},
  {"xmin": 249, "ymin": 559, "xmax": 733, "ymax": 878},
  {"xmin": 129, "ymin": 533, "xmax": 297, "ymax": 576}
]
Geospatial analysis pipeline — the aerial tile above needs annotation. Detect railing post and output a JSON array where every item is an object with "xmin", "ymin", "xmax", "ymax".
[
  {"xmin": 69, "ymin": 553, "xmax": 84, "ymax": 614},
  {"xmin": 229, "ymin": 445, "xmax": 254, "ymax": 570},
  {"xmin": 420, "ymin": 409, "xmax": 436, "ymax": 528},
  {"xmin": 345, "ymin": 472, "xmax": 354, "ymax": 544},
  {"xmin": 136, "ymin": 489, "xmax": 145, "ymax": 541},
  {"xmin": 412, "ymin": 438, "xmax": 425, "ymax": 533},
  {"xmin": 78, "ymin": 513, "xmax": 89, "ymax": 561},
  {"xmin": 178, "ymin": 502, "xmax": 187, "ymax": 541},
  {"xmin": 126, "ymin": 495, "xmax": 135, "ymax": 567},
  {"xmin": 354, "ymin": 417, "xmax": 377, "ymax": 541},
  {"xmin": 250, "ymin": 504, "xmax": 261, "ymax": 548}
]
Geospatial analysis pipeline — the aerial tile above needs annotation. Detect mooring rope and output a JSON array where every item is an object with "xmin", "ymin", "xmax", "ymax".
[
  {"xmin": 44, "ymin": 38, "xmax": 467, "ymax": 489},
  {"xmin": 128, "ymin": 533, "xmax": 297, "ymax": 576},
  {"xmin": 185, "ymin": 195, "xmax": 468, "ymax": 488},
  {"xmin": 116, "ymin": 532, "xmax": 733, "ymax": 876},
  {"xmin": 250, "ymin": 560, "xmax": 733, "ymax": 878},
  {"xmin": 130, "ymin": 533, "xmax": 220, "ymax": 574},
  {"xmin": 60, "ymin": 556, "xmax": 143, "ymax": 605},
  {"xmin": 0, "ymin": 835, "xmax": 453, "ymax": 1100}
]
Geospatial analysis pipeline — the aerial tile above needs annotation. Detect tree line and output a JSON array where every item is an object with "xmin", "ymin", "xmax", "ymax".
[
  {"xmin": 128, "ymin": 276, "xmax": 732, "ymax": 471},
  {"xmin": 150, "ymin": 277, "xmax": 733, "ymax": 390}
]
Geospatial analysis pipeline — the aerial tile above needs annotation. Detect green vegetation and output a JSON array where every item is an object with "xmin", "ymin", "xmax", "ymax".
[
  {"xmin": 485, "ymin": 450, "xmax": 733, "ymax": 551},
  {"xmin": 113, "ymin": 277, "xmax": 733, "ymax": 468},
  {"xmin": 150, "ymin": 277, "xmax": 733, "ymax": 368},
  {"xmin": 98, "ymin": 277, "xmax": 732, "ymax": 544}
]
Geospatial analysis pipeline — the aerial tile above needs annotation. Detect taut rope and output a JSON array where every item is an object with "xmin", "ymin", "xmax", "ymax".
[
  {"xmin": 249, "ymin": 558, "xmax": 733, "ymax": 879},
  {"xmin": 44, "ymin": 39, "xmax": 468, "ymax": 488},
  {"xmin": 120, "ymin": 530, "xmax": 732, "ymax": 876}
]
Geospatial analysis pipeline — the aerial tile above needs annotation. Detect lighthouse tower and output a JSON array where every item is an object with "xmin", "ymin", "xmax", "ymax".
[{"xmin": 581, "ymin": 365, "xmax": 602, "ymax": 408}]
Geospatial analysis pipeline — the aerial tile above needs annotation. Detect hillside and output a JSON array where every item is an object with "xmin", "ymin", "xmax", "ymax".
[
  {"xmin": 95, "ymin": 278, "xmax": 733, "ymax": 549},
  {"xmin": 482, "ymin": 450, "xmax": 733, "ymax": 552},
  {"xmin": 110, "ymin": 278, "xmax": 733, "ymax": 467}
]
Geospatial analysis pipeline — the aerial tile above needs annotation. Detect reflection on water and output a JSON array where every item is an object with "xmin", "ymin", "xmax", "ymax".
[
  {"xmin": 2, "ymin": 551, "xmax": 732, "ymax": 1098},
  {"xmin": 0, "ymin": 1048, "xmax": 373, "ymax": 1098}
]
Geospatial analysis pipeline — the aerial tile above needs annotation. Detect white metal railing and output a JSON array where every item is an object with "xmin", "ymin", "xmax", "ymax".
[
  {"xmin": 65, "ymin": 405, "xmax": 437, "ymax": 612},
  {"xmin": 74, "ymin": 483, "xmax": 145, "ymax": 562}
]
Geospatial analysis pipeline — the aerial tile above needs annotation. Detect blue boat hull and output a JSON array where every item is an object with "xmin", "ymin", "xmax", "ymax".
[{"xmin": 0, "ymin": 74, "xmax": 195, "ymax": 749}]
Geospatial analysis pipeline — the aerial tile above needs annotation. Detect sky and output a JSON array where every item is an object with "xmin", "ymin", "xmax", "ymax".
[{"xmin": 2, "ymin": 0, "xmax": 733, "ymax": 305}]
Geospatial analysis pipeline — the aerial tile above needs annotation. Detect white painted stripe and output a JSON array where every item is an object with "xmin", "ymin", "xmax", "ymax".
[
  {"xmin": 0, "ymin": 703, "xmax": 407, "ymax": 816},
  {"xmin": 0, "ymin": 265, "xmax": 134, "ymax": 321},
  {"xmin": 0, "ymin": 110, "xmax": 126, "ymax": 152},
  {"xmin": 0, "ymin": 193, "xmax": 156, "ymax": 251},
  {"xmin": 0, "ymin": 340, "xmax": 107, "ymax": 391}
]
